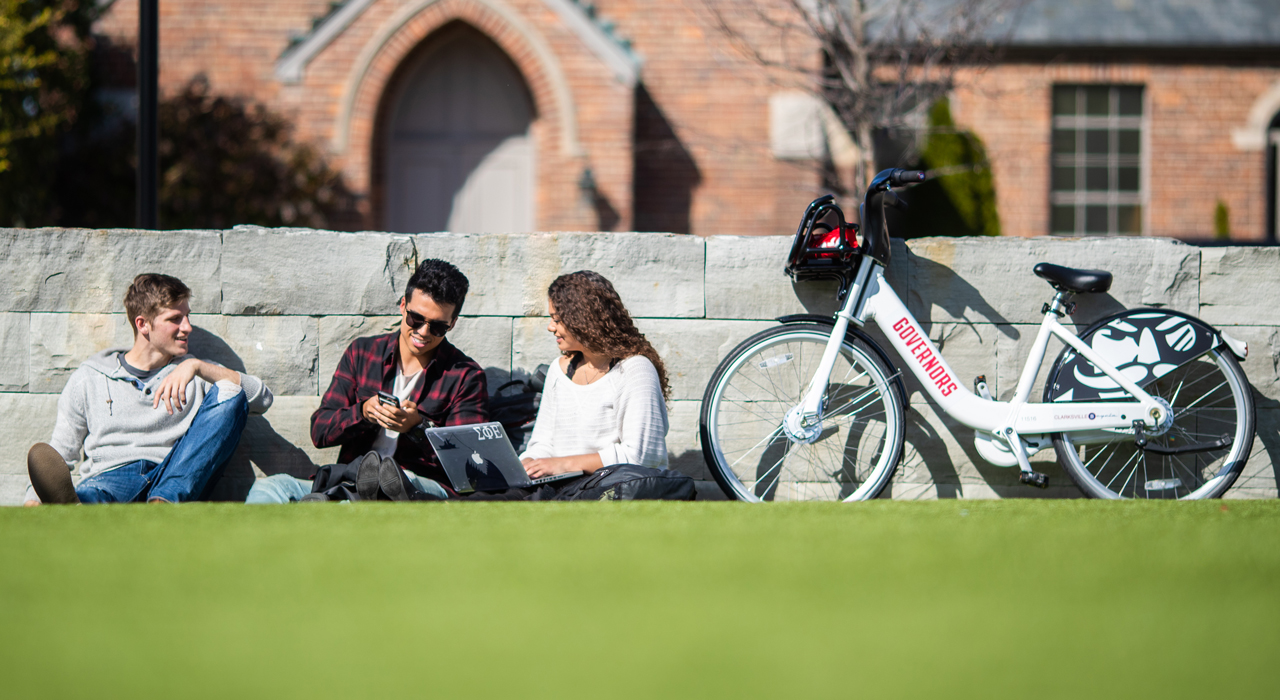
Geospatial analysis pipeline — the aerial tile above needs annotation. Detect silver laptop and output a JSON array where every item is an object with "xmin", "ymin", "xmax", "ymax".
[{"xmin": 423, "ymin": 422, "xmax": 583, "ymax": 493}]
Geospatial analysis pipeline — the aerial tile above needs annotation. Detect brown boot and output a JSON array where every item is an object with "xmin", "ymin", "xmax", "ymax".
[{"xmin": 27, "ymin": 443, "xmax": 79, "ymax": 504}]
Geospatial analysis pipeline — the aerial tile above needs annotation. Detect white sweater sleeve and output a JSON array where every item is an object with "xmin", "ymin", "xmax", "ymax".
[
  {"xmin": 597, "ymin": 357, "xmax": 669, "ymax": 468},
  {"xmin": 26, "ymin": 371, "xmax": 89, "ymax": 503},
  {"xmin": 49, "ymin": 372, "xmax": 89, "ymax": 466}
]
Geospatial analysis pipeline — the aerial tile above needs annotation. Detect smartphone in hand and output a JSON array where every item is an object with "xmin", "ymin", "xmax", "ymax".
[{"xmin": 377, "ymin": 391, "xmax": 401, "ymax": 408}]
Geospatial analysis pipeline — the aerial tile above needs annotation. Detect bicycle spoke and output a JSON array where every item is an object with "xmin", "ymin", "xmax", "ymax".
[
  {"xmin": 726, "ymin": 425, "xmax": 786, "ymax": 469},
  {"xmin": 1169, "ymin": 452, "xmax": 1203, "ymax": 490},
  {"xmin": 1083, "ymin": 444, "xmax": 1111, "ymax": 471},
  {"xmin": 824, "ymin": 384, "xmax": 886, "ymax": 421},
  {"xmin": 752, "ymin": 450, "xmax": 789, "ymax": 497},
  {"xmin": 792, "ymin": 341, "xmax": 806, "ymax": 403},
  {"xmin": 1173, "ymin": 378, "xmax": 1230, "ymax": 417},
  {"xmin": 1117, "ymin": 452, "xmax": 1140, "ymax": 496},
  {"xmin": 1165, "ymin": 372, "xmax": 1189, "ymax": 407},
  {"xmin": 716, "ymin": 400, "xmax": 785, "ymax": 427},
  {"xmin": 1141, "ymin": 450, "xmax": 1149, "ymax": 499},
  {"xmin": 730, "ymin": 364, "xmax": 791, "ymax": 404},
  {"xmin": 1103, "ymin": 449, "xmax": 1141, "ymax": 490}
]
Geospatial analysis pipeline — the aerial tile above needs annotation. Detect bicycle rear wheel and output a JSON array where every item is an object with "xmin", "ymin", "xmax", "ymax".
[
  {"xmin": 1051, "ymin": 348, "xmax": 1255, "ymax": 499},
  {"xmin": 699, "ymin": 324, "xmax": 905, "ymax": 502}
]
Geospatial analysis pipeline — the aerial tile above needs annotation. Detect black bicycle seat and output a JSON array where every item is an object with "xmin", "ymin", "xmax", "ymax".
[{"xmin": 1033, "ymin": 263, "xmax": 1113, "ymax": 294}]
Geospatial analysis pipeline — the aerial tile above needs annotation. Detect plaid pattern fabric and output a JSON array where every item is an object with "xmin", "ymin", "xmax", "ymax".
[{"xmin": 310, "ymin": 332, "xmax": 489, "ymax": 484}]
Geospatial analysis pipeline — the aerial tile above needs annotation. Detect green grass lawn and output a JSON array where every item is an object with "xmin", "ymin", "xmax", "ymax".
[{"xmin": 2, "ymin": 500, "xmax": 1278, "ymax": 699}]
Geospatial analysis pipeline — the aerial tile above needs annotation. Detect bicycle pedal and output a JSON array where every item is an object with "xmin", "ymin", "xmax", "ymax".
[{"xmin": 1019, "ymin": 471, "xmax": 1049, "ymax": 489}]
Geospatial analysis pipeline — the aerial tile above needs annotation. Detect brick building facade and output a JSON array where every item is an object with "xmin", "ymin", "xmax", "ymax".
[{"xmin": 93, "ymin": 0, "xmax": 1280, "ymax": 240}]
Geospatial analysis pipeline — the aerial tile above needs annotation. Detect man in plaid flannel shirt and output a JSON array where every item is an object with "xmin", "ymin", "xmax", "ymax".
[{"xmin": 246, "ymin": 259, "xmax": 489, "ymax": 502}]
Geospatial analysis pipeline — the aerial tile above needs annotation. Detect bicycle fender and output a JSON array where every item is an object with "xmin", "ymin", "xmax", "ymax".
[
  {"xmin": 1043, "ymin": 309, "xmax": 1236, "ymax": 403},
  {"xmin": 775, "ymin": 314, "xmax": 908, "ymax": 407}
]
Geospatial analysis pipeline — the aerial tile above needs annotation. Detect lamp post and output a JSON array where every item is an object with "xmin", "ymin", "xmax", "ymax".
[{"xmin": 137, "ymin": 0, "xmax": 158, "ymax": 229}]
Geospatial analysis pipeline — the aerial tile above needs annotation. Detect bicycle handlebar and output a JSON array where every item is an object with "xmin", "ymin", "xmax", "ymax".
[
  {"xmin": 858, "ymin": 169, "xmax": 927, "ymax": 267},
  {"xmin": 889, "ymin": 169, "xmax": 926, "ymax": 187}
]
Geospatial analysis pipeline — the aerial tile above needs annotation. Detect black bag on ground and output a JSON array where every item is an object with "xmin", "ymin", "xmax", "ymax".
[
  {"xmin": 533, "ymin": 465, "xmax": 696, "ymax": 501},
  {"xmin": 307, "ymin": 457, "xmax": 436, "ymax": 502},
  {"xmin": 308, "ymin": 461, "xmax": 363, "ymax": 501}
]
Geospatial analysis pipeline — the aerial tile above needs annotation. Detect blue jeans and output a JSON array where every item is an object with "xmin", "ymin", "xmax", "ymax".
[
  {"xmin": 245, "ymin": 470, "xmax": 449, "ymax": 503},
  {"xmin": 75, "ymin": 384, "xmax": 249, "ymax": 504}
]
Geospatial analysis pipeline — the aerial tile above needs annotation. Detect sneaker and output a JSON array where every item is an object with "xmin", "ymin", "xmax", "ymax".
[
  {"xmin": 28, "ymin": 443, "xmax": 79, "ymax": 505},
  {"xmin": 355, "ymin": 451, "xmax": 383, "ymax": 501},
  {"xmin": 378, "ymin": 456, "xmax": 413, "ymax": 502}
]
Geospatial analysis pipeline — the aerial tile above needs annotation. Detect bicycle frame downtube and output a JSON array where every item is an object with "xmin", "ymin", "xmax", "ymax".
[{"xmin": 855, "ymin": 269, "xmax": 1011, "ymax": 431}]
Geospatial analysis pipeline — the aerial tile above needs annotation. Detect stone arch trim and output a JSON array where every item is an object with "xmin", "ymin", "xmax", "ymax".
[
  {"xmin": 335, "ymin": 0, "xmax": 583, "ymax": 169},
  {"xmin": 1231, "ymin": 79, "xmax": 1280, "ymax": 151}
]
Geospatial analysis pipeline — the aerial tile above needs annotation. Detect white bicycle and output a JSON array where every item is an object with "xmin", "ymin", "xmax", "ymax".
[{"xmin": 699, "ymin": 169, "xmax": 1257, "ymax": 501}]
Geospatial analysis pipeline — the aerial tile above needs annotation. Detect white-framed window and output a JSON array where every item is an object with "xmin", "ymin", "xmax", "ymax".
[{"xmin": 1050, "ymin": 85, "xmax": 1145, "ymax": 235}]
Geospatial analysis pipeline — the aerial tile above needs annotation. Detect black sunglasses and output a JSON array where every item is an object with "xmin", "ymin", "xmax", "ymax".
[{"xmin": 404, "ymin": 309, "xmax": 451, "ymax": 337}]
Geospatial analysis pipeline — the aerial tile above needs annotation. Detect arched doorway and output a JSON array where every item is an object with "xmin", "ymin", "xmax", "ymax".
[{"xmin": 382, "ymin": 25, "xmax": 535, "ymax": 233}]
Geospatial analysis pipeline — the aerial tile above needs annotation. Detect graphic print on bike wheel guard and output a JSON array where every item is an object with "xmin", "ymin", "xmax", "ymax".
[{"xmin": 1047, "ymin": 312, "xmax": 1219, "ymax": 402}]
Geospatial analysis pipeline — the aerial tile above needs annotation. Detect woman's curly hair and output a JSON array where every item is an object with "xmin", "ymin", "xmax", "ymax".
[{"xmin": 548, "ymin": 270, "xmax": 670, "ymax": 399}]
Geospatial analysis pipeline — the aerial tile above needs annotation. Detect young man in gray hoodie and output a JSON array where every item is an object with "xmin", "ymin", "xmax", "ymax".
[{"xmin": 24, "ymin": 273, "xmax": 274, "ymax": 505}]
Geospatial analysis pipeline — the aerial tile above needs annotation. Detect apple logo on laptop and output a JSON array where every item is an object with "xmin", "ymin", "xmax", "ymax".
[{"xmin": 471, "ymin": 452, "xmax": 484, "ymax": 465}]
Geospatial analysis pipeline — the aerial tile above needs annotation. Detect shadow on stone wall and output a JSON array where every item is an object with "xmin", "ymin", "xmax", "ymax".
[
  {"xmin": 906, "ymin": 255, "xmax": 1016, "ymax": 332},
  {"xmin": 190, "ymin": 326, "xmax": 317, "ymax": 502},
  {"xmin": 1252, "ymin": 396, "xmax": 1280, "ymax": 491},
  {"xmin": 668, "ymin": 448, "xmax": 726, "ymax": 501},
  {"xmin": 1068, "ymin": 292, "xmax": 1129, "ymax": 329},
  {"xmin": 633, "ymin": 84, "xmax": 700, "ymax": 234},
  {"xmin": 188, "ymin": 327, "xmax": 246, "ymax": 373}
]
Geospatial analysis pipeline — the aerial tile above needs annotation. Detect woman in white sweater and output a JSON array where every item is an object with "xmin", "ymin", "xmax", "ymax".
[{"xmin": 520, "ymin": 270, "xmax": 671, "ymax": 478}]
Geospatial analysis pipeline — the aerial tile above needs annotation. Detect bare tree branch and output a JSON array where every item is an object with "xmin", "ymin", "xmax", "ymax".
[{"xmin": 701, "ymin": 0, "xmax": 1024, "ymax": 189}]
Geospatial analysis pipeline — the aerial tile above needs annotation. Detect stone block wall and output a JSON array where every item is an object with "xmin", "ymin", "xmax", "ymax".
[{"xmin": 2, "ymin": 227, "xmax": 1277, "ymax": 503}]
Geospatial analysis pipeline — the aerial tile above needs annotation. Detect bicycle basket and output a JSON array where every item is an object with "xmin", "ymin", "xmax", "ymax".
[{"xmin": 784, "ymin": 195, "xmax": 860, "ymax": 282}]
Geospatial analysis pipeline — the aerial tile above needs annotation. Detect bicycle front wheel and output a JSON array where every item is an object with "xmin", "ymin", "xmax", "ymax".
[
  {"xmin": 699, "ymin": 324, "xmax": 906, "ymax": 502},
  {"xmin": 1051, "ymin": 347, "xmax": 1255, "ymax": 499}
]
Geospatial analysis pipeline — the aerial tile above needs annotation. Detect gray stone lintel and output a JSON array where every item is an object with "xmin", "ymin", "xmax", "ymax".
[
  {"xmin": 1200, "ymin": 247, "xmax": 1280, "ymax": 326},
  {"xmin": 0, "ymin": 313, "xmax": 30, "ymax": 392},
  {"xmin": 1, "ymin": 228, "xmax": 221, "ymax": 314},
  {"xmin": 28, "ymin": 313, "xmax": 135, "ymax": 394},
  {"xmin": 554, "ymin": 232, "xmax": 705, "ymax": 318},
  {"xmin": 221, "ymin": 227, "xmax": 417, "ymax": 316},
  {"xmin": 188, "ymin": 315, "xmax": 321, "ymax": 396}
]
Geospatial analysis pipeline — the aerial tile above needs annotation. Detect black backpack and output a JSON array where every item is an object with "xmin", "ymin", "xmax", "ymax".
[
  {"xmin": 532, "ymin": 465, "xmax": 696, "ymax": 501},
  {"xmin": 488, "ymin": 364, "xmax": 547, "ymax": 454},
  {"xmin": 307, "ymin": 461, "xmax": 364, "ymax": 501}
]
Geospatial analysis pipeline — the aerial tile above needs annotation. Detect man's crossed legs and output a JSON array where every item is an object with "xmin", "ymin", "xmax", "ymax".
[{"xmin": 28, "ymin": 383, "xmax": 248, "ymax": 504}]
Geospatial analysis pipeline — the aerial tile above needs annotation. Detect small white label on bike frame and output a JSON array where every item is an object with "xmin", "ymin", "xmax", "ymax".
[
  {"xmin": 758, "ymin": 353, "xmax": 794, "ymax": 370},
  {"xmin": 1144, "ymin": 478, "xmax": 1182, "ymax": 491}
]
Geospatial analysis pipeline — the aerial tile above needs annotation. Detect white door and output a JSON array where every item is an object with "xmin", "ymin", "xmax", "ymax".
[{"xmin": 384, "ymin": 27, "xmax": 534, "ymax": 233}]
